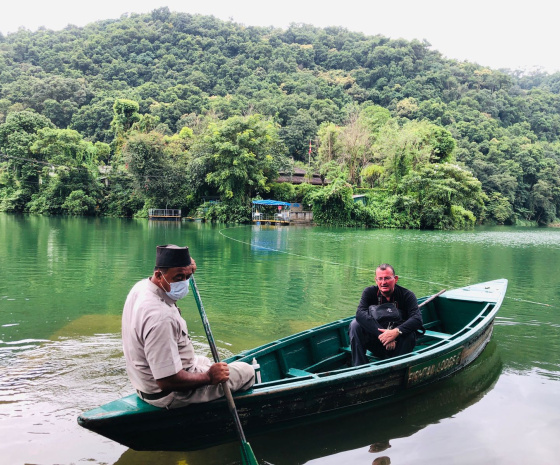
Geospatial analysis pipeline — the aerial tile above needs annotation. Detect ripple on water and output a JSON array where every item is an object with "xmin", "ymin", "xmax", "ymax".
[
  {"xmin": 0, "ymin": 332, "xmax": 238, "ymax": 464},
  {"xmin": 0, "ymin": 333, "xmax": 220, "ymax": 464},
  {"xmin": 0, "ymin": 333, "xmax": 229, "ymax": 408},
  {"xmin": 233, "ymin": 226, "xmax": 560, "ymax": 251},
  {"xmin": 0, "ymin": 336, "xmax": 124, "ymax": 408}
]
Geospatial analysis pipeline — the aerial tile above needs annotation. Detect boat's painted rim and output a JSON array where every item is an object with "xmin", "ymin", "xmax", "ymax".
[
  {"xmin": 232, "ymin": 279, "xmax": 508, "ymax": 394},
  {"xmin": 79, "ymin": 279, "xmax": 508, "ymax": 418}
]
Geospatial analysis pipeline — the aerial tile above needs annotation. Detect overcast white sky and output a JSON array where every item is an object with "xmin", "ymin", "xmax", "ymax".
[{"xmin": 1, "ymin": 0, "xmax": 558, "ymax": 74}]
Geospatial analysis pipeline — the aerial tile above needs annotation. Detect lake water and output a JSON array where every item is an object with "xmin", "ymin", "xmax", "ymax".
[{"xmin": 1, "ymin": 214, "xmax": 559, "ymax": 465}]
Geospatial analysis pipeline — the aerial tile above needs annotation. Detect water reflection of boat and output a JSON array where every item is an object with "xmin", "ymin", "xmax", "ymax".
[
  {"xmin": 79, "ymin": 280, "xmax": 507, "ymax": 452},
  {"xmin": 114, "ymin": 341, "xmax": 502, "ymax": 465},
  {"xmin": 249, "ymin": 339, "xmax": 503, "ymax": 465}
]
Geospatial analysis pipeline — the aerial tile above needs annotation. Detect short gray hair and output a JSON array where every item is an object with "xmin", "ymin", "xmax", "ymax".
[{"xmin": 376, "ymin": 263, "xmax": 395, "ymax": 275}]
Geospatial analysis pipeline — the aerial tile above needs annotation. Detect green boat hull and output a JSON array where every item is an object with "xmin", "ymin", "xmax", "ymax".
[{"xmin": 78, "ymin": 279, "xmax": 507, "ymax": 451}]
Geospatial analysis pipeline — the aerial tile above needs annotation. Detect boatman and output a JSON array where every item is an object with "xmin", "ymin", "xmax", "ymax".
[
  {"xmin": 122, "ymin": 244, "xmax": 255, "ymax": 408},
  {"xmin": 349, "ymin": 264, "xmax": 423, "ymax": 366}
]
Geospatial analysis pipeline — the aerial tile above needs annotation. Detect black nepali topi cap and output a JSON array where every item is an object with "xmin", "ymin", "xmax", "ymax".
[{"xmin": 156, "ymin": 244, "xmax": 191, "ymax": 268}]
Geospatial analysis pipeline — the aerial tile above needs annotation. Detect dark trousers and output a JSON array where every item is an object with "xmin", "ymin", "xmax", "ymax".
[{"xmin": 349, "ymin": 318, "xmax": 417, "ymax": 366}]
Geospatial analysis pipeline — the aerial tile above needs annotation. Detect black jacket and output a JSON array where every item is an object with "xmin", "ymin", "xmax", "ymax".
[{"xmin": 356, "ymin": 284, "xmax": 423, "ymax": 335}]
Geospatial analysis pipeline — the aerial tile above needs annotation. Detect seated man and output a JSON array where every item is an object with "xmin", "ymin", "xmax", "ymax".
[
  {"xmin": 122, "ymin": 244, "xmax": 255, "ymax": 408},
  {"xmin": 349, "ymin": 263, "xmax": 422, "ymax": 366}
]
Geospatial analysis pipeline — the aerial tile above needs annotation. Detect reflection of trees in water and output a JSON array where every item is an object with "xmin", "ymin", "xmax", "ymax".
[{"xmin": 116, "ymin": 341, "xmax": 502, "ymax": 465}]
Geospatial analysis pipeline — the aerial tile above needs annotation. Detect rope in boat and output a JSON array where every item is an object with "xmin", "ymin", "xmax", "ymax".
[{"xmin": 218, "ymin": 226, "xmax": 552, "ymax": 307}]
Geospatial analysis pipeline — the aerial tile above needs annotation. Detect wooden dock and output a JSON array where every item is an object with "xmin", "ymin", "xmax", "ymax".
[
  {"xmin": 148, "ymin": 209, "xmax": 181, "ymax": 221},
  {"xmin": 252, "ymin": 213, "xmax": 290, "ymax": 225}
]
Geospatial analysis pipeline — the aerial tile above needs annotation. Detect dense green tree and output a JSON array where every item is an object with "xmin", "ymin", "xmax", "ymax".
[
  {"xmin": 70, "ymin": 97, "xmax": 115, "ymax": 143},
  {"xmin": 99, "ymin": 170, "xmax": 143, "ymax": 217},
  {"xmin": 360, "ymin": 104, "xmax": 391, "ymax": 134},
  {"xmin": 0, "ymin": 10, "xmax": 559, "ymax": 224},
  {"xmin": 360, "ymin": 164, "xmax": 385, "ymax": 187},
  {"xmin": 111, "ymin": 99, "xmax": 141, "ymax": 138},
  {"xmin": 309, "ymin": 179, "xmax": 354, "ymax": 226},
  {"xmin": 316, "ymin": 122, "xmax": 341, "ymax": 165},
  {"xmin": 31, "ymin": 128, "xmax": 100, "ymax": 167},
  {"xmin": 194, "ymin": 114, "xmax": 287, "ymax": 203},
  {"xmin": 0, "ymin": 111, "xmax": 52, "ymax": 151},
  {"xmin": 122, "ymin": 131, "xmax": 188, "ymax": 209},
  {"xmin": 337, "ymin": 110, "xmax": 372, "ymax": 185},
  {"xmin": 26, "ymin": 166, "xmax": 101, "ymax": 215},
  {"xmin": 0, "ymin": 111, "xmax": 55, "ymax": 211},
  {"xmin": 280, "ymin": 109, "xmax": 318, "ymax": 161},
  {"xmin": 395, "ymin": 163, "xmax": 485, "ymax": 229},
  {"xmin": 61, "ymin": 189, "xmax": 97, "ymax": 215}
]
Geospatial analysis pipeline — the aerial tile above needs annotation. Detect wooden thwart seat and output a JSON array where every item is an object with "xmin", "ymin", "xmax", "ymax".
[
  {"xmin": 423, "ymin": 320, "xmax": 441, "ymax": 330},
  {"xmin": 340, "ymin": 346, "xmax": 379, "ymax": 362},
  {"xmin": 423, "ymin": 330, "xmax": 452, "ymax": 339},
  {"xmin": 420, "ymin": 320, "xmax": 452, "ymax": 339},
  {"xmin": 286, "ymin": 368, "xmax": 318, "ymax": 378}
]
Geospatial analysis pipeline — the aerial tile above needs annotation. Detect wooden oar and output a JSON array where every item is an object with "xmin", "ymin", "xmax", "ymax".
[
  {"xmin": 190, "ymin": 276, "xmax": 259, "ymax": 465},
  {"xmin": 419, "ymin": 288, "xmax": 447, "ymax": 308}
]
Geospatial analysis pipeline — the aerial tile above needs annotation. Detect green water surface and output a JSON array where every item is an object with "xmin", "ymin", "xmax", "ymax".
[{"xmin": 1, "ymin": 214, "xmax": 559, "ymax": 464}]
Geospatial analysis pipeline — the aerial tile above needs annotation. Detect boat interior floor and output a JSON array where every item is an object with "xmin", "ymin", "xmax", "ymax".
[{"xmin": 276, "ymin": 328, "xmax": 453, "ymax": 379}]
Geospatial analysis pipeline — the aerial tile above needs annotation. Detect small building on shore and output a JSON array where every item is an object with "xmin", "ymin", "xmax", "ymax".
[
  {"xmin": 148, "ymin": 209, "xmax": 181, "ymax": 221},
  {"xmin": 252, "ymin": 200, "xmax": 291, "ymax": 225},
  {"xmin": 252, "ymin": 200, "xmax": 313, "ymax": 225}
]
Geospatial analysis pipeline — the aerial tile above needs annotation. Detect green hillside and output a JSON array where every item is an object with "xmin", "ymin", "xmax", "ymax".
[{"xmin": 1, "ymin": 8, "xmax": 559, "ymax": 227}]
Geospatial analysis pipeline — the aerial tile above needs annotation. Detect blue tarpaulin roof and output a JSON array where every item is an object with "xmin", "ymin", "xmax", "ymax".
[{"xmin": 252, "ymin": 200, "xmax": 291, "ymax": 207}]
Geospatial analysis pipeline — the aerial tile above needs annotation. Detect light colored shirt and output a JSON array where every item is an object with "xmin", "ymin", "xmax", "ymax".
[{"xmin": 122, "ymin": 278, "xmax": 196, "ymax": 394}]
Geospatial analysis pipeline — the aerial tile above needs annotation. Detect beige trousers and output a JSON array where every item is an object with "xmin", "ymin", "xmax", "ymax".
[{"xmin": 146, "ymin": 356, "xmax": 255, "ymax": 409}]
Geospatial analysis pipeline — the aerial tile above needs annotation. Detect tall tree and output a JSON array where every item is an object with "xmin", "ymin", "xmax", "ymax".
[
  {"xmin": 396, "ymin": 163, "xmax": 485, "ymax": 229},
  {"xmin": 123, "ymin": 131, "xmax": 188, "ymax": 209},
  {"xmin": 111, "ymin": 99, "xmax": 141, "ymax": 157},
  {"xmin": 195, "ymin": 114, "xmax": 287, "ymax": 202},
  {"xmin": 337, "ymin": 111, "xmax": 372, "ymax": 185},
  {"xmin": 0, "ymin": 111, "xmax": 55, "ymax": 211}
]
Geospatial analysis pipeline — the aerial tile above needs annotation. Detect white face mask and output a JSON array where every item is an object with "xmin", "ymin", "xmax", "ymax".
[{"xmin": 161, "ymin": 274, "xmax": 190, "ymax": 300}]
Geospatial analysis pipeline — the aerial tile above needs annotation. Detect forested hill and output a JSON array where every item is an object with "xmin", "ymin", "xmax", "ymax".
[{"xmin": 1, "ymin": 7, "xmax": 559, "ymax": 227}]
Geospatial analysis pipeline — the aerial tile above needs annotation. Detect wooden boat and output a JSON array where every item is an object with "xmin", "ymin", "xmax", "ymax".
[{"xmin": 78, "ymin": 279, "xmax": 507, "ymax": 451}]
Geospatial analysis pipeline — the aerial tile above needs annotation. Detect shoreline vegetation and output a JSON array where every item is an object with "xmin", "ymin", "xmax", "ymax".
[{"xmin": 1, "ymin": 8, "xmax": 559, "ymax": 229}]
